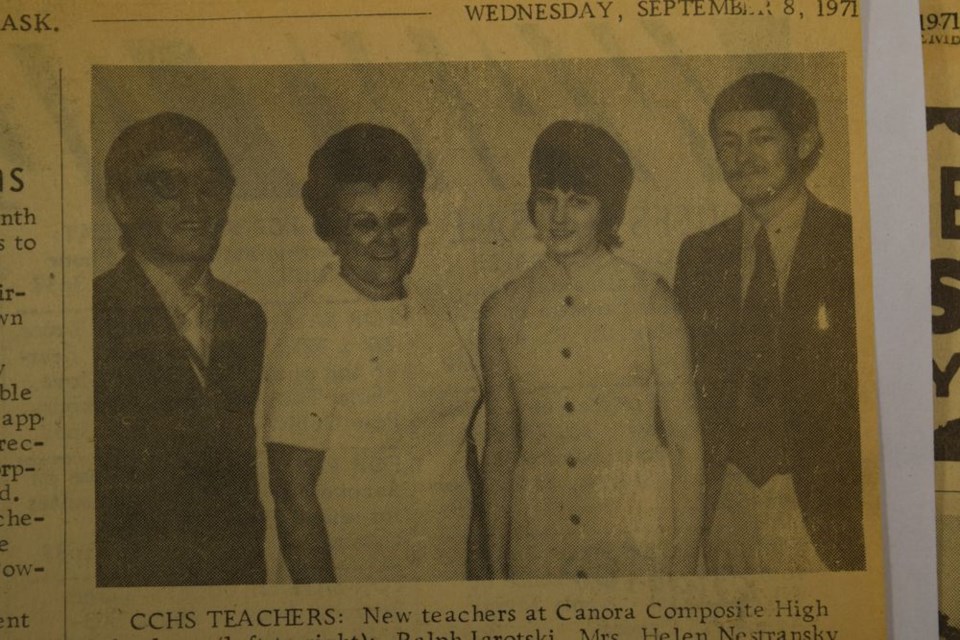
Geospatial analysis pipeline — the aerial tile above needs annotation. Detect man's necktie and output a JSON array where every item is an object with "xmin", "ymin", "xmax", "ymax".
[
  {"xmin": 729, "ymin": 227, "xmax": 790, "ymax": 486},
  {"xmin": 181, "ymin": 289, "xmax": 213, "ymax": 385}
]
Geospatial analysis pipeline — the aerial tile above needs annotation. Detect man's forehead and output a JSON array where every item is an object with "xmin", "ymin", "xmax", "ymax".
[
  {"xmin": 714, "ymin": 109, "xmax": 785, "ymax": 133},
  {"xmin": 135, "ymin": 145, "xmax": 226, "ymax": 173}
]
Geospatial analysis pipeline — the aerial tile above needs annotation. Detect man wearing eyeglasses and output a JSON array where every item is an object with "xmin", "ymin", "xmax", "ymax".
[{"xmin": 93, "ymin": 112, "xmax": 266, "ymax": 586}]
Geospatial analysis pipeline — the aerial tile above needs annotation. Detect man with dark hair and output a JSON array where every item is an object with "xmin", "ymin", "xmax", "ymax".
[
  {"xmin": 674, "ymin": 73, "xmax": 863, "ymax": 573},
  {"xmin": 94, "ymin": 112, "xmax": 266, "ymax": 586}
]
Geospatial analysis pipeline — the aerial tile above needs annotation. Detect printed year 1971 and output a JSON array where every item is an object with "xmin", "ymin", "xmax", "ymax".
[
  {"xmin": 782, "ymin": 0, "xmax": 859, "ymax": 18},
  {"xmin": 922, "ymin": 11, "xmax": 960, "ymax": 31}
]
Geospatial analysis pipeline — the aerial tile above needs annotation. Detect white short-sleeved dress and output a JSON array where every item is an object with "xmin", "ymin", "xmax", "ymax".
[
  {"xmin": 494, "ymin": 251, "xmax": 672, "ymax": 579},
  {"xmin": 263, "ymin": 268, "xmax": 481, "ymax": 583}
]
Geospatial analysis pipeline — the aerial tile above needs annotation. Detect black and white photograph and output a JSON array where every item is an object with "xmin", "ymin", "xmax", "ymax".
[
  {"xmin": 939, "ymin": 506, "xmax": 960, "ymax": 639},
  {"xmin": 90, "ymin": 53, "xmax": 863, "ymax": 587}
]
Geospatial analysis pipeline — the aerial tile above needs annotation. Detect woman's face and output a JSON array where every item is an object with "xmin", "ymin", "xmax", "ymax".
[
  {"xmin": 331, "ymin": 180, "xmax": 420, "ymax": 300},
  {"xmin": 531, "ymin": 186, "xmax": 602, "ymax": 261}
]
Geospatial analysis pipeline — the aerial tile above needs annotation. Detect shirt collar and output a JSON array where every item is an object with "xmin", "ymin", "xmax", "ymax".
[
  {"xmin": 318, "ymin": 263, "xmax": 415, "ymax": 319},
  {"xmin": 134, "ymin": 253, "xmax": 214, "ymax": 321},
  {"xmin": 741, "ymin": 189, "xmax": 809, "ymax": 240},
  {"xmin": 541, "ymin": 248, "xmax": 614, "ymax": 288}
]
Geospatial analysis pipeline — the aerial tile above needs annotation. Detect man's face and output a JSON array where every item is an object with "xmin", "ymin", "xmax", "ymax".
[
  {"xmin": 115, "ymin": 145, "xmax": 233, "ymax": 264},
  {"xmin": 713, "ymin": 109, "xmax": 801, "ymax": 206},
  {"xmin": 332, "ymin": 180, "xmax": 420, "ymax": 300}
]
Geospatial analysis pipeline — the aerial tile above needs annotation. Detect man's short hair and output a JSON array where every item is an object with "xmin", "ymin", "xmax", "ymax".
[
  {"xmin": 104, "ymin": 112, "xmax": 233, "ymax": 198},
  {"xmin": 301, "ymin": 123, "xmax": 427, "ymax": 243},
  {"xmin": 527, "ymin": 120, "xmax": 633, "ymax": 249},
  {"xmin": 709, "ymin": 72, "xmax": 823, "ymax": 173},
  {"xmin": 104, "ymin": 112, "xmax": 234, "ymax": 249}
]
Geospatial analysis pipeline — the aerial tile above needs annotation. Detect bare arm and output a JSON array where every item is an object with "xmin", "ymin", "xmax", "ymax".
[
  {"xmin": 648, "ymin": 279, "xmax": 704, "ymax": 575},
  {"xmin": 267, "ymin": 443, "xmax": 336, "ymax": 583},
  {"xmin": 478, "ymin": 295, "xmax": 521, "ymax": 579}
]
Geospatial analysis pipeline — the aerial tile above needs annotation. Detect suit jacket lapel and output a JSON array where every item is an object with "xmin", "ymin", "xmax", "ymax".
[
  {"xmin": 113, "ymin": 255, "xmax": 207, "ymax": 393},
  {"xmin": 206, "ymin": 279, "xmax": 233, "ymax": 389},
  {"xmin": 715, "ymin": 216, "xmax": 743, "ymax": 335},
  {"xmin": 783, "ymin": 196, "xmax": 828, "ymax": 315},
  {"xmin": 697, "ymin": 216, "xmax": 743, "ymax": 466},
  {"xmin": 708, "ymin": 216, "xmax": 744, "ymax": 449}
]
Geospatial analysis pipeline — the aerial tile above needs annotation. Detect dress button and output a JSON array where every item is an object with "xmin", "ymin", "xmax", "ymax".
[
  {"xmin": 564, "ymin": 401, "xmax": 574, "ymax": 413},
  {"xmin": 564, "ymin": 295, "xmax": 574, "ymax": 307},
  {"xmin": 576, "ymin": 569, "xmax": 587, "ymax": 578},
  {"xmin": 567, "ymin": 456, "xmax": 577, "ymax": 468},
  {"xmin": 561, "ymin": 347, "xmax": 572, "ymax": 359},
  {"xmin": 570, "ymin": 514, "xmax": 581, "ymax": 525}
]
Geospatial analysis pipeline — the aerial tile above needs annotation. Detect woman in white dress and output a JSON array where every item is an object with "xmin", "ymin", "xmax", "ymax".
[
  {"xmin": 264, "ymin": 124, "xmax": 482, "ymax": 583},
  {"xmin": 480, "ymin": 121, "xmax": 703, "ymax": 579}
]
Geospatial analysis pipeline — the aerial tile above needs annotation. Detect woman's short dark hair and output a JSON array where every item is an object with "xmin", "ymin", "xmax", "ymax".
[
  {"xmin": 709, "ymin": 72, "xmax": 823, "ymax": 173},
  {"xmin": 302, "ymin": 123, "xmax": 427, "ymax": 242},
  {"xmin": 527, "ymin": 120, "xmax": 634, "ymax": 249}
]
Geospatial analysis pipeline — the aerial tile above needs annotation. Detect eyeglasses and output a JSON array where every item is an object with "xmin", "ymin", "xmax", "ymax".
[{"xmin": 131, "ymin": 169, "xmax": 234, "ymax": 202}]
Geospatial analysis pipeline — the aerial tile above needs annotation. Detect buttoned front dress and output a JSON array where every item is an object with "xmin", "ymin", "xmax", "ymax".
[
  {"xmin": 263, "ymin": 269, "xmax": 480, "ymax": 583},
  {"xmin": 497, "ymin": 252, "xmax": 672, "ymax": 579}
]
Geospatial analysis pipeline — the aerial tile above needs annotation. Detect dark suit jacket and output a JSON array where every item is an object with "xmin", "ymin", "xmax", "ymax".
[
  {"xmin": 94, "ymin": 255, "xmax": 266, "ymax": 586},
  {"xmin": 674, "ymin": 196, "xmax": 864, "ymax": 571}
]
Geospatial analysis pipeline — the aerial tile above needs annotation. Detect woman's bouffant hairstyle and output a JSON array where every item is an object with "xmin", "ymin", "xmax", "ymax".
[
  {"xmin": 708, "ymin": 72, "xmax": 823, "ymax": 175},
  {"xmin": 527, "ymin": 120, "xmax": 634, "ymax": 249},
  {"xmin": 302, "ymin": 124, "xmax": 427, "ymax": 242}
]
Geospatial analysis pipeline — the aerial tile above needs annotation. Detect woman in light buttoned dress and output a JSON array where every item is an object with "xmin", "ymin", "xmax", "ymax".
[{"xmin": 480, "ymin": 120, "xmax": 704, "ymax": 579}]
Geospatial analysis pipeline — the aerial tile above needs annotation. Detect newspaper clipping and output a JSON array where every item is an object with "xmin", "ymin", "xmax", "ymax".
[
  {"xmin": 923, "ymin": 0, "xmax": 960, "ymax": 636},
  {"xmin": 0, "ymin": 1, "xmax": 882, "ymax": 638}
]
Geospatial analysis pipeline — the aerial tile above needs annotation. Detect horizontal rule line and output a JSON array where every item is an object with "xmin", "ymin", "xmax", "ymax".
[{"xmin": 92, "ymin": 11, "xmax": 432, "ymax": 24}]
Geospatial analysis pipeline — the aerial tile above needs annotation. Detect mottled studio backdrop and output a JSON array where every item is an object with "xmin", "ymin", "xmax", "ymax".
[
  {"xmin": 92, "ymin": 54, "xmax": 848, "ymax": 333},
  {"xmin": 91, "ymin": 54, "xmax": 849, "ymax": 581}
]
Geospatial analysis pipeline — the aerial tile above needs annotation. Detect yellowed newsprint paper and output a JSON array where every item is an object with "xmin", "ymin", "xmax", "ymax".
[
  {"xmin": 0, "ymin": 1, "xmax": 882, "ymax": 638},
  {"xmin": 923, "ymin": 0, "xmax": 960, "ymax": 637}
]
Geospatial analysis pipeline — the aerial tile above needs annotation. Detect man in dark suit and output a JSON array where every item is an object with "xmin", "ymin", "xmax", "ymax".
[
  {"xmin": 94, "ymin": 112, "xmax": 266, "ymax": 586},
  {"xmin": 674, "ymin": 73, "xmax": 863, "ymax": 573}
]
